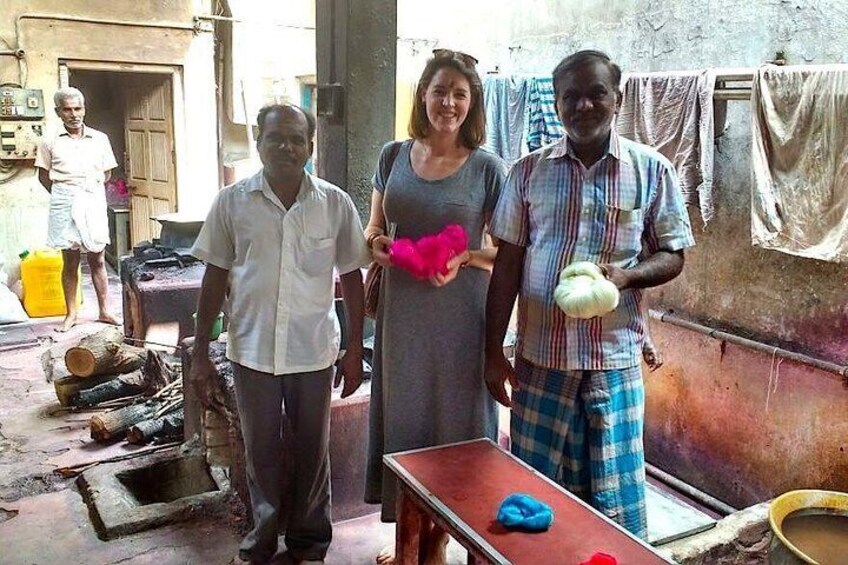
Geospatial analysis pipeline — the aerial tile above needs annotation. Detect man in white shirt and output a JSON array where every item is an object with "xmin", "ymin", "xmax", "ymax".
[
  {"xmin": 190, "ymin": 104, "xmax": 369, "ymax": 564},
  {"xmin": 35, "ymin": 87, "xmax": 120, "ymax": 331}
]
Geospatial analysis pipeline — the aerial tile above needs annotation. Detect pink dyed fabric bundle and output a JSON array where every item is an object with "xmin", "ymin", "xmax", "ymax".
[{"xmin": 388, "ymin": 224, "xmax": 468, "ymax": 280}]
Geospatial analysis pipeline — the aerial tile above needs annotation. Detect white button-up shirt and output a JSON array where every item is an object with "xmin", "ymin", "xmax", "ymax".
[
  {"xmin": 490, "ymin": 132, "xmax": 695, "ymax": 371},
  {"xmin": 35, "ymin": 126, "xmax": 117, "ymax": 185},
  {"xmin": 192, "ymin": 170, "xmax": 370, "ymax": 375},
  {"xmin": 35, "ymin": 126, "xmax": 118, "ymax": 252}
]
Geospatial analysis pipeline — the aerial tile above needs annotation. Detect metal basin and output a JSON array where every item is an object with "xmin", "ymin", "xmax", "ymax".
[{"xmin": 769, "ymin": 489, "xmax": 848, "ymax": 564}]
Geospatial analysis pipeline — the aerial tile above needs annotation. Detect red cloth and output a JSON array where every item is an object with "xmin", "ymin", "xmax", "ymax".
[
  {"xmin": 580, "ymin": 553, "xmax": 618, "ymax": 565},
  {"xmin": 389, "ymin": 224, "xmax": 468, "ymax": 280}
]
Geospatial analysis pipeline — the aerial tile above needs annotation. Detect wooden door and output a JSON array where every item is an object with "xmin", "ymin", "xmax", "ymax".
[{"xmin": 125, "ymin": 74, "xmax": 176, "ymax": 244}]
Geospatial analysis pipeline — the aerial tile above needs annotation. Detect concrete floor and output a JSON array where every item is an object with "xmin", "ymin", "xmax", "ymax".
[
  {"xmin": 0, "ymin": 265, "xmax": 716, "ymax": 564},
  {"xmin": 0, "ymin": 267, "xmax": 471, "ymax": 565}
]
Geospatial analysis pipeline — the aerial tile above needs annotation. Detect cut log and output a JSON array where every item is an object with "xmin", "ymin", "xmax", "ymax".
[
  {"xmin": 71, "ymin": 350, "xmax": 177, "ymax": 407},
  {"xmin": 142, "ymin": 349, "xmax": 177, "ymax": 392},
  {"xmin": 54, "ymin": 373, "xmax": 120, "ymax": 407},
  {"xmin": 126, "ymin": 409, "xmax": 184, "ymax": 445},
  {"xmin": 90, "ymin": 403, "xmax": 158, "ymax": 442},
  {"xmin": 41, "ymin": 343, "xmax": 73, "ymax": 383},
  {"xmin": 64, "ymin": 326, "xmax": 146, "ymax": 378},
  {"xmin": 72, "ymin": 369, "xmax": 146, "ymax": 407}
]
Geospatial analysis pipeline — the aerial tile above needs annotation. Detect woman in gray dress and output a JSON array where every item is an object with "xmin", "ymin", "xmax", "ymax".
[{"xmin": 364, "ymin": 49, "xmax": 506, "ymax": 564}]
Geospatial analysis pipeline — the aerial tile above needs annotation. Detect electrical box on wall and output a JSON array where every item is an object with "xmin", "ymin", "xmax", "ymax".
[
  {"xmin": 0, "ymin": 87, "xmax": 45, "ymax": 119},
  {"xmin": 317, "ymin": 84, "xmax": 344, "ymax": 121},
  {"xmin": 1, "ymin": 122, "xmax": 44, "ymax": 159},
  {"xmin": 0, "ymin": 87, "xmax": 46, "ymax": 160}
]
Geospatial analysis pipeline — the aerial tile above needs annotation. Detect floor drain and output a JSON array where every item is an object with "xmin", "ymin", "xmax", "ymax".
[{"xmin": 78, "ymin": 450, "xmax": 229, "ymax": 539}]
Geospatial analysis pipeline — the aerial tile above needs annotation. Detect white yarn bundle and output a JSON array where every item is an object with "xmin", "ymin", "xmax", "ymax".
[{"xmin": 554, "ymin": 262, "xmax": 620, "ymax": 319}]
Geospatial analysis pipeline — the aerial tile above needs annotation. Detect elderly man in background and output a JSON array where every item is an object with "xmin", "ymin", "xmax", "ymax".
[{"xmin": 35, "ymin": 86, "xmax": 120, "ymax": 331}]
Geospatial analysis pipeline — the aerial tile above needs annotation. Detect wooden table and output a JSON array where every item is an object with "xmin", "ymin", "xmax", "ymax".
[{"xmin": 384, "ymin": 439, "xmax": 670, "ymax": 565}]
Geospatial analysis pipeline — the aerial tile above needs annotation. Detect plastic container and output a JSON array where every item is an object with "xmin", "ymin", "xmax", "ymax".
[
  {"xmin": 193, "ymin": 311, "xmax": 224, "ymax": 340},
  {"xmin": 769, "ymin": 489, "xmax": 848, "ymax": 564},
  {"xmin": 19, "ymin": 249, "xmax": 82, "ymax": 317}
]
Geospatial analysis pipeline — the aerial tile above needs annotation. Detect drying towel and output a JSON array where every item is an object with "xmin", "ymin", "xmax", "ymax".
[
  {"xmin": 483, "ymin": 75, "xmax": 529, "ymax": 164},
  {"xmin": 526, "ymin": 77, "xmax": 564, "ymax": 152},
  {"xmin": 751, "ymin": 64, "xmax": 848, "ymax": 263},
  {"xmin": 496, "ymin": 493, "xmax": 554, "ymax": 531},
  {"xmin": 47, "ymin": 180, "xmax": 110, "ymax": 253},
  {"xmin": 617, "ymin": 70, "xmax": 716, "ymax": 225}
]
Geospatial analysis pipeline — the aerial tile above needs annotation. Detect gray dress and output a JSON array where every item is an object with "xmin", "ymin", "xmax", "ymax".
[{"xmin": 365, "ymin": 140, "xmax": 507, "ymax": 521}]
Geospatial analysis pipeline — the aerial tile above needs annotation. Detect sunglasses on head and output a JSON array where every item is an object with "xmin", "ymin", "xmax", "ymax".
[{"xmin": 432, "ymin": 48, "xmax": 479, "ymax": 67}]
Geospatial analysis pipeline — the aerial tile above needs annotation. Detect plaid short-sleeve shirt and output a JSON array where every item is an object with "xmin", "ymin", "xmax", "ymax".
[{"xmin": 490, "ymin": 131, "xmax": 695, "ymax": 371}]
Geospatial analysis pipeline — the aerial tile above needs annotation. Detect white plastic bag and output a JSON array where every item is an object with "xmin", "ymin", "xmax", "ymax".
[
  {"xmin": 0, "ymin": 255, "xmax": 23, "ymax": 300},
  {"xmin": 0, "ymin": 282, "xmax": 28, "ymax": 324}
]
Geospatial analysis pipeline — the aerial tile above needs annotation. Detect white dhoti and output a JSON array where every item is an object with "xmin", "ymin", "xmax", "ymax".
[{"xmin": 47, "ymin": 181, "xmax": 110, "ymax": 253}]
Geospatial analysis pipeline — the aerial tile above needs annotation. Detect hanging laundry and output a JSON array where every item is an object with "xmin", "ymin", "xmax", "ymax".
[
  {"xmin": 483, "ymin": 75, "xmax": 529, "ymax": 164},
  {"xmin": 526, "ymin": 77, "xmax": 564, "ymax": 152},
  {"xmin": 751, "ymin": 64, "xmax": 848, "ymax": 263},
  {"xmin": 616, "ymin": 70, "xmax": 716, "ymax": 225}
]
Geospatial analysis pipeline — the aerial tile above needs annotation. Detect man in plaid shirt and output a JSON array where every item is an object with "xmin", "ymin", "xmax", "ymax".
[{"xmin": 485, "ymin": 50, "xmax": 695, "ymax": 539}]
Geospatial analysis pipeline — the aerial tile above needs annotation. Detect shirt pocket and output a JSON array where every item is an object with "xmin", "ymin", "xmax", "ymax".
[
  {"xmin": 440, "ymin": 198, "xmax": 478, "ymax": 229},
  {"xmin": 296, "ymin": 236, "xmax": 335, "ymax": 276},
  {"xmin": 602, "ymin": 204, "xmax": 644, "ymax": 260}
]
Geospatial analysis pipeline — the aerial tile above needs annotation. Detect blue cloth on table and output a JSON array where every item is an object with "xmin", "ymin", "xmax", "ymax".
[{"xmin": 496, "ymin": 493, "xmax": 554, "ymax": 531}]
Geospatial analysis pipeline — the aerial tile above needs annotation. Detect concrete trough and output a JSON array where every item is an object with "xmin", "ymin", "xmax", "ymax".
[
  {"xmin": 658, "ymin": 502, "xmax": 771, "ymax": 564},
  {"xmin": 77, "ymin": 449, "xmax": 230, "ymax": 540}
]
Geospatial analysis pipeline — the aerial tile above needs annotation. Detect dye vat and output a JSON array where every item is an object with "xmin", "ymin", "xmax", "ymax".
[
  {"xmin": 781, "ymin": 510, "xmax": 848, "ymax": 565},
  {"xmin": 769, "ymin": 489, "xmax": 848, "ymax": 565}
]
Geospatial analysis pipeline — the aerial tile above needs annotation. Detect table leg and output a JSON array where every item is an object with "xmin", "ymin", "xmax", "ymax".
[{"xmin": 396, "ymin": 485, "xmax": 424, "ymax": 564}]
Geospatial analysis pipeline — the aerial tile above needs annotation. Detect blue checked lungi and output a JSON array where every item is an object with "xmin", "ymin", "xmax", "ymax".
[{"xmin": 511, "ymin": 357, "xmax": 648, "ymax": 539}]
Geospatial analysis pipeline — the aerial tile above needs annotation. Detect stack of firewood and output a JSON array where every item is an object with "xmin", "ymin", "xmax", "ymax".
[{"xmin": 47, "ymin": 327, "xmax": 185, "ymax": 445}]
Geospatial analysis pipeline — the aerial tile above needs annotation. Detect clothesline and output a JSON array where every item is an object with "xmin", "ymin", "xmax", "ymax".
[
  {"xmin": 485, "ymin": 67, "xmax": 756, "ymax": 101},
  {"xmin": 482, "ymin": 70, "xmax": 717, "ymax": 224}
]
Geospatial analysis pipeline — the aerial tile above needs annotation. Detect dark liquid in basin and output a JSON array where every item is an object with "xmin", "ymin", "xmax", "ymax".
[{"xmin": 781, "ymin": 510, "xmax": 848, "ymax": 565}]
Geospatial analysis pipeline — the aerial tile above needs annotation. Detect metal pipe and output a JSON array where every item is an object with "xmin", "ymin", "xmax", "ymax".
[
  {"xmin": 714, "ymin": 68, "xmax": 755, "ymax": 82},
  {"xmin": 649, "ymin": 309, "xmax": 848, "ymax": 383},
  {"xmin": 645, "ymin": 462, "xmax": 738, "ymax": 517},
  {"xmin": 196, "ymin": 14, "xmax": 316, "ymax": 31},
  {"xmin": 714, "ymin": 87, "xmax": 751, "ymax": 101},
  {"xmin": 16, "ymin": 13, "xmax": 198, "ymax": 34}
]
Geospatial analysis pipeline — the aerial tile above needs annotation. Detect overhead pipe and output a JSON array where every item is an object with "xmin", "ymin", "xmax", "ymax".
[
  {"xmin": 649, "ymin": 309, "xmax": 848, "ymax": 384},
  {"xmin": 195, "ymin": 14, "xmax": 316, "ymax": 31}
]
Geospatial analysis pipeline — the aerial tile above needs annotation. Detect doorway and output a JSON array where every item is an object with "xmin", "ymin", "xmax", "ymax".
[{"xmin": 65, "ymin": 65, "xmax": 179, "ymax": 247}]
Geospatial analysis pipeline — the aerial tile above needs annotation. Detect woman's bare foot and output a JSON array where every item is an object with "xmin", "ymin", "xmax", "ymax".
[
  {"xmin": 97, "ymin": 311, "xmax": 122, "ymax": 326},
  {"xmin": 423, "ymin": 526, "xmax": 449, "ymax": 565},
  {"xmin": 376, "ymin": 526, "xmax": 448, "ymax": 565},
  {"xmin": 56, "ymin": 313, "xmax": 78, "ymax": 333},
  {"xmin": 375, "ymin": 546, "xmax": 394, "ymax": 564}
]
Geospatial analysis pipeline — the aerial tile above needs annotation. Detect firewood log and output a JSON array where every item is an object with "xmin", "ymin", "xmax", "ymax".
[
  {"xmin": 72, "ymin": 369, "xmax": 146, "ymax": 407},
  {"xmin": 72, "ymin": 350, "xmax": 176, "ymax": 407},
  {"xmin": 54, "ymin": 373, "xmax": 119, "ymax": 406},
  {"xmin": 64, "ymin": 326, "xmax": 146, "ymax": 378},
  {"xmin": 41, "ymin": 343, "xmax": 72, "ymax": 383},
  {"xmin": 126, "ymin": 409, "xmax": 184, "ymax": 445},
  {"xmin": 90, "ymin": 403, "xmax": 158, "ymax": 442}
]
